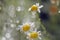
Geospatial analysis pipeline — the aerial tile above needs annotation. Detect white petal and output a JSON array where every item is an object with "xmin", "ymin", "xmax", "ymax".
[
  {"xmin": 30, "ymin": 23, "xmax": 35, "ymax": 31},
  {"xmin": 28, "ymin": 8, "xmax": 31, "ymax": 11},
  {"xmin": 36, "ymin": 3, "xmax": 40, "ymax": 7},
  {"xmin": 30, "ymin": 22, "xmax": 35, "ymax": 27},
  {"xmin": 38, "ymin": 31, "xmax": 41, "ymax": 36},
  {"xmin": 39, "ymin": 33, "xmax": 41, "ymax": 35},
  {"xmin": 37, "ymin": 9, "xmax": 40, "ymax": 13},
  {"xmin": 39, "ymin": 5, "xmax": 43, "ymax": 8},
  {"xmin": 16, "ymin": 25, "xmax": 22, "ymax": 30},
  {"xmin": 38, "ymin": 37, "xmax": 41, "ymax": 40},
  {"xmin": 37, "ymin": 31, "xmax": 41, "ymax": 34}
]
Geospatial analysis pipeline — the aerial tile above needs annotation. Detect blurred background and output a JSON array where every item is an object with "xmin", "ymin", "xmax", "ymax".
[{"xmin": 0, "ymin": 0, "xmax": 60, "ymax": 40}]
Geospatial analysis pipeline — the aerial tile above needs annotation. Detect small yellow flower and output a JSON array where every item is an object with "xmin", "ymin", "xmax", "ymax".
[
  {"xmin": 31, "ymin": 5, "xmax": 38, "ymax": 11},
  {"xmin": 22, "ymin": 23, "xmax": 30, "ymax": 32},
  {"xmin": 29, "ymin": 32, "xmax": 38, "ymax": 38},
  {"xmin": 28, "ymin": 3, "xmax": 43, "ymax": 13},
  {"xmin": 26, "ymin": 28, "xmax": 41, "ymax": 40},
  {"xmin": 17, "ymin": 22, "xmax": 35, "ymax": 33}
]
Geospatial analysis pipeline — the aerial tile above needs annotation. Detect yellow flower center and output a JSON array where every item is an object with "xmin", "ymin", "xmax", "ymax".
[
  {"xmin": 30, "ymin": 32, "xmax": 38, "ymax": 38},
  {"xmin": 22, "ymin": 24, "xmax": 30, "ymax": 32},
  {"xmin": 31, "ymin": 5, "xmax": 38, "ymax": 11}
]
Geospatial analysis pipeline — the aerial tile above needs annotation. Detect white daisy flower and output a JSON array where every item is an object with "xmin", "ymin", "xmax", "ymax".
[
  {"xmin": 28, "ymin": 3, "xmax": 43, "ymax": 13},
  {"xmin": 26, "ymin": 28, "xmax": 41, "ymax": 40},
  {"xmin": 16, "ymin": 22, "xmax": 35, "ymax": 34}
]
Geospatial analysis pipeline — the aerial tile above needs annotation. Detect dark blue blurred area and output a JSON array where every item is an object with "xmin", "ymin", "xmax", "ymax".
[
  {"xmin": 39, "ymin": 11, "xmax": 50, "ymax": 21},
  {"xmin": 41, "ymin": 0, "xmax": 50, "ymax": 3}
]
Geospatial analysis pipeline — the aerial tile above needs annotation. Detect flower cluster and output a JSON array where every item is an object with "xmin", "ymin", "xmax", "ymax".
[
  {"xmin": 17, "ymin": 22, "xmax": 41, "ymax": 40},
  {"xmin": 16, "ymin": 3, "xmax": 43, "ymax": 40}
]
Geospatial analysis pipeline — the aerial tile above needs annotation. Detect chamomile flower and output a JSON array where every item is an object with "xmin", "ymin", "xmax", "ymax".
[
  {"xmin": 17, "ymin": 22, "xmax": 35, "ymax": 34},
  {"xmin": 26, "ymin": 28, "xmax": 41, "ymax": 40},
  {"xmin": 28, "ymin": 3, "xmax": 43, "ymax": 13}
]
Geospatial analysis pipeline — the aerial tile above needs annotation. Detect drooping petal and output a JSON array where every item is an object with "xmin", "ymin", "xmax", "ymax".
[
  {"xmin": 37, "ymin": 9, "xmax": 41, "ymax": 13},
  {"xmin": 39, "ymin": 5, "xmax": 43, "ymax": 9}
]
